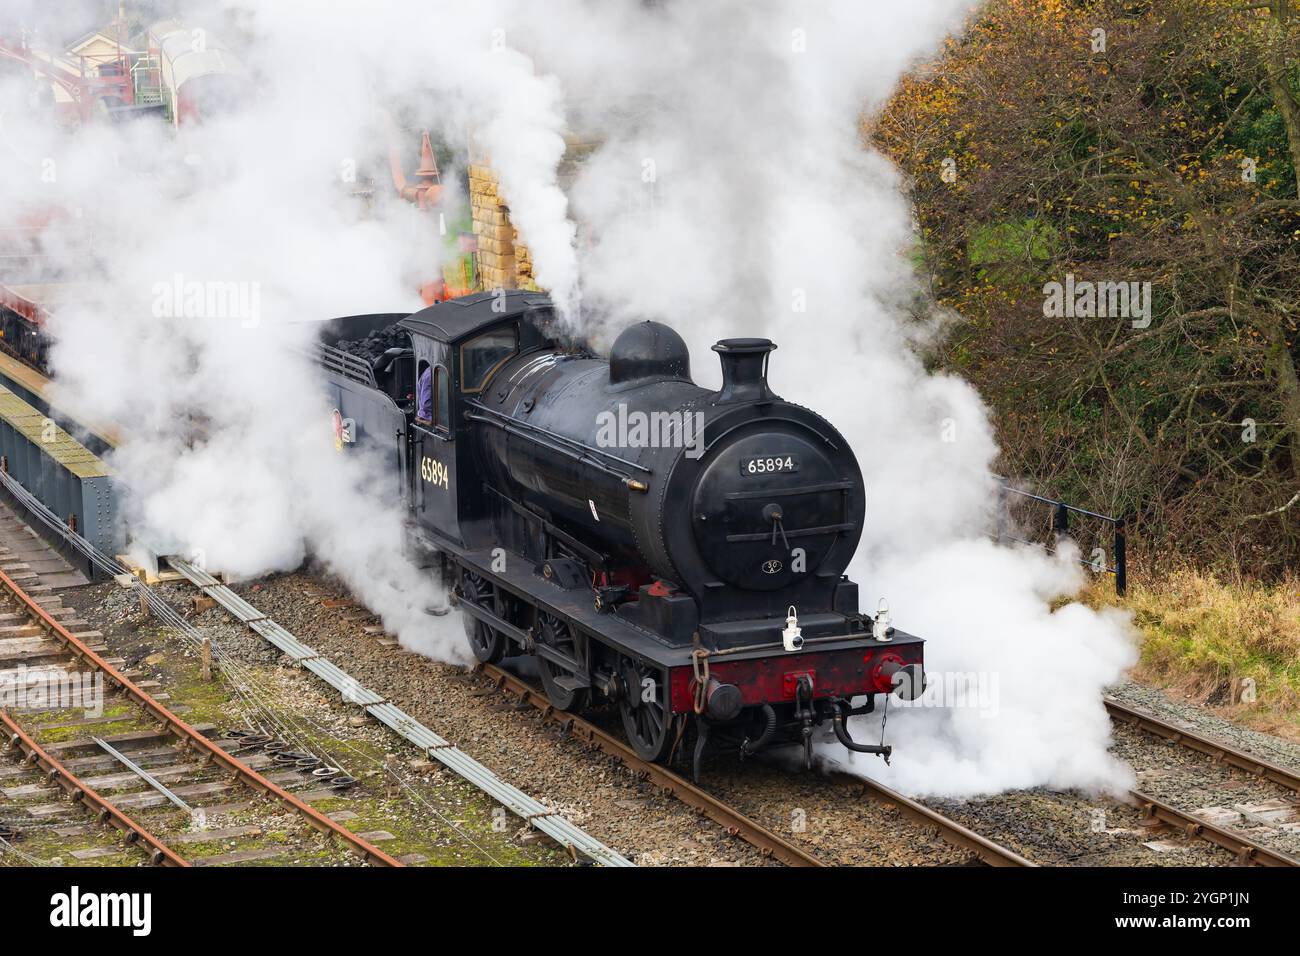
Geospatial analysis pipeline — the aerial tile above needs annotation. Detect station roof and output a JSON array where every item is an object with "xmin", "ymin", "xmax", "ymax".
[
  {"xmin": 66, "ymin": 30, "xmax": 134, "ymax": 58},
  {"xmin": 399, "ymin": 289, "xmax": 555, "ymax": 344},
  {"xmin": 149, "ymin": 21, "xmax": 243, "ymax": 85}
]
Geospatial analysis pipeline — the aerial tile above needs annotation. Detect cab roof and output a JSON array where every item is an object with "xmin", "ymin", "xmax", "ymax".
[{"xmin": 399, "ymin": 290, "xmax": 556, "ymax": 344}]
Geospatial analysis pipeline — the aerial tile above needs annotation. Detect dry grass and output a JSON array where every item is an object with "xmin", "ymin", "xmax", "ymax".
[{"xmin": 1121, "ymin": 570, "xmax": 1300, "ymax": 739}]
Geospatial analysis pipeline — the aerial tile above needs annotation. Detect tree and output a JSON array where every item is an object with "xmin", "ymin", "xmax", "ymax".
[{"xmin": 876, "ymin": 0, "xmax": 1300, "ymax": 575}]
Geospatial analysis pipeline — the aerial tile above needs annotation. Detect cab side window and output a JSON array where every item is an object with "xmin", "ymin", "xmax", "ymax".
[
  {"xmin": 460, "ymin": 326, "xmax": 517, "ymax": 393},
  {"xmin": 434, "ymin": 366, "xmax": 450, "ymax": 431}
]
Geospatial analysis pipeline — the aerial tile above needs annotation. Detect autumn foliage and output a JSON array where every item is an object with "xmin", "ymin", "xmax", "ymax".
[{"xmin": 876, "ymin": 0, "xmax": 1300, "ymax": 577}]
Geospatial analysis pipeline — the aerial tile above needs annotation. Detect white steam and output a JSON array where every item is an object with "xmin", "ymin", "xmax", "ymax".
[
  {"xmin": 3, "ymin": 0, "xmax": 1137, "ymax": 797},
  {"xmin": 513, "ymin": 0, "xmax": 1138, "ymax": 797}
]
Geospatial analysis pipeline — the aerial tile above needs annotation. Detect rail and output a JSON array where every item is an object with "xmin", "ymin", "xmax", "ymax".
[
  {"xmin": 166, "ymin": 558, "xmax": 633, "ymax": 867},
  {"xmin": 0, "ymin": 709, "xmax": 189, "ymax": 867},
  {"xmin": 1131, "ymin": 790, "xmax": 1298, "ymax": 867},
  {"xmin": 0, "ymin": 564, "xmax": 402, "ymax": 867},
  {"xmin": 1106, "ymin": 698, "xmax": 1300, "ymax": 794},
  {"xmin": 477, "ymin": 663, "xmax": 825, "ymax": 867},
  {"xmin": 831, "ymin": 772, "xmax": 1035, "ymax": 866}
]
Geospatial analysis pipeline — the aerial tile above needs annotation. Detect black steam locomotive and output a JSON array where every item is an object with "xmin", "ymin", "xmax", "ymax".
[{"xmin": 316, "ymin": 290, "xmax": 924, "ymax": 777}]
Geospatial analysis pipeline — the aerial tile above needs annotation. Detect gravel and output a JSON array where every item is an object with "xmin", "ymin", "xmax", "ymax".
[
  {"xmin": 1109, "ymin": 678, "xmax": 1300, "ymax": 776},
  {"xmin": 701, "ymin": 762, "xmax": 973, "ymax": 865},
  {"xmin": 206, "ymin": 571, "xmax": 781, "ymax": 867},
  {"xmin": 59, "ymin": 569, "xmax": 1300, "ymax": 869},
  {"xmin": 52, "ymin": 578, "xmax": 567, "ymax": 867},
  {"xmin": 923, "ymin": 788, "xmax": 1227, "ymax": 865}
]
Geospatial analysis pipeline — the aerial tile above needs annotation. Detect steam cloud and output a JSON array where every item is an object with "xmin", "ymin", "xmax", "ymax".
[{"xmin": 1, "ymin": 0, "xmax": 1136, "ymax": 797}]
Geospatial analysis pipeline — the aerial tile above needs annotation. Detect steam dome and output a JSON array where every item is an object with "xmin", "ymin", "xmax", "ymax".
[{"xmin": 608, "ymin": 320, "xmax": 692, "ymax": 386}]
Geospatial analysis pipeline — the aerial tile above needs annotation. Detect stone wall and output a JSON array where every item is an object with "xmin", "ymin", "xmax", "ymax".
[
  {"xmin": 466, "ymin": 162, "xmax": 538, "ymax": 293},
  {"xmin": 465, "ymin": 132, "xmax": 597, "ymax": 294}
]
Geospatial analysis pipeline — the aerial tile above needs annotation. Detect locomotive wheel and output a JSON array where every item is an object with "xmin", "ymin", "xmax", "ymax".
[
  {"xmin": 617, "ymin": 656, "xmax": 673, "ymax": 763},
  {"xmin": 460, "ymin": 571, "xmax": 506, "ymax": 664},
  {"xmin": 535, "ymin": 613, "xmax": 589, "ymax": 712}
]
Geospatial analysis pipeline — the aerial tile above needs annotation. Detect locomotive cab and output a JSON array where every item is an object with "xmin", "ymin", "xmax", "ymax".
[
  {"xmin": 372, "ymin": 345, "xmax": 416, "ymax": 410},
  {"xmin": 398, "ymin": 291, "xmax": 559, "ymax": 548}
]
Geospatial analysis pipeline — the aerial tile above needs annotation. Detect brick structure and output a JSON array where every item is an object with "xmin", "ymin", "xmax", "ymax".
[
  {"xmin": 467, "ymin": 161, "xmax": 539, "ymax": 293},
  {"xmin": 466, "ymin": 132, "xmax": 598, "ymax": 294}
]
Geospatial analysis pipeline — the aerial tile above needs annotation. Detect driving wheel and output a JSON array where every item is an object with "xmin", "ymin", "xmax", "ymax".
[
  {"xmin": 536, "ymin": 613, "xmax": 589, "ymax": 712},
  {"xmin": 617, "ymin": 655, "xmax": 674, "ymax": 762},
  {"xmin": 460, "ymin": 570, "xmax": 505, "ymax": 663}
]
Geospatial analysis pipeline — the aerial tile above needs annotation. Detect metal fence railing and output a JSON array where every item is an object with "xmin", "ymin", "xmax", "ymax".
[
  {"xmin": 314, "ymin": 343, "xmax": 377, "ymax": 387},
  {"xmin": 994, "ymin": 479, "xmax": 1128, "ymax": 596}
]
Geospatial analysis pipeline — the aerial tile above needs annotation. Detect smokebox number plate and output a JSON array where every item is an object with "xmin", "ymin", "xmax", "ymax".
[{"xmin": 741, "ymin": 455, "xmax": 799, "ymax": 476}]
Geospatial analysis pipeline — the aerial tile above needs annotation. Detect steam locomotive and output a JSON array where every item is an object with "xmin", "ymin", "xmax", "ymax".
[{"xmin": 317, "ymin": 290, "xmax": 924, "ymax": 777}]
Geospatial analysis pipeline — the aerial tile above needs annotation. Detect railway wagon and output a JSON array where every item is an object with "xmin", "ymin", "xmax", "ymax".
[{"xmin": 315, "ymin": 291, "xmax": 924, "ymax": 776}]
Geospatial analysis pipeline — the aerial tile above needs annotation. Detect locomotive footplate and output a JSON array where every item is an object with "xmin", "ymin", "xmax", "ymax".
[{"xmin": 446, "ymin": 539, "xmax": 924, "ymax": 675}]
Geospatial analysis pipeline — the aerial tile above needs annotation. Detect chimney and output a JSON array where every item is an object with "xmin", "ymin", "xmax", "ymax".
[{"xmin": 712, "ymin": 338, "xmax": 777, "ymax": 403}]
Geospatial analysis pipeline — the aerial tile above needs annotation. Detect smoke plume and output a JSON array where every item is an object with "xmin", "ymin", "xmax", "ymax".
[{"xmin": 1, "ymin": 0, "xmax": 1137, "ymax": 796}]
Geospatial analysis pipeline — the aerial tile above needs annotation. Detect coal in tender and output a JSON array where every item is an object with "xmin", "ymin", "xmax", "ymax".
[{"xmin": 334, "ymin": 323, "xmax": 408, "ymax": 363}]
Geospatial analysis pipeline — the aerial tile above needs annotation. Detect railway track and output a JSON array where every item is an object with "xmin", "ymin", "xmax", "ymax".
[
  {"xmin": 1107, "ymin": 698, "xmax": 1300, "ymax": 794},
  {"xmin": 812, "ymin": 697, "xmax": 1300, "ymax": 868},
  {"xmin": 475, "ymin": 662, "xmax": 825, "ymax": 867},
  {"xmin": 1107, "ymin": 697, "xmax": 1300, "ymax": 867},
  {"xmin": 0, "ymin": 558, "xmax": 400, "ymax": 867},
  {"xmin": 829, "ymin": 771, "xmax": 1033, "ymax": 866},
  {"xmin": 297, "ymin": 584, "xmax": 1034, "ymax": 867},
  {"xmin": 300, "ymin": 582, "xmax": 1297, "ymax": 869},
  {"xmin": 1128, "ymin": 790, "xmax": 1297, "ymax": 867},
  {"xmin": 852, "ymin": 699, "xmax": 1300, "ymax": 868},
  {"xmin": 1, "ymin": 708, "xmax": 186, "ymax": 866},
  {"xmin": 167, "ymin": 562, "xmax": 631, "ymax": 866},
  {"xmin": 476, "ymin": 662, "xmax": 1037, "ymax": 866}
]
